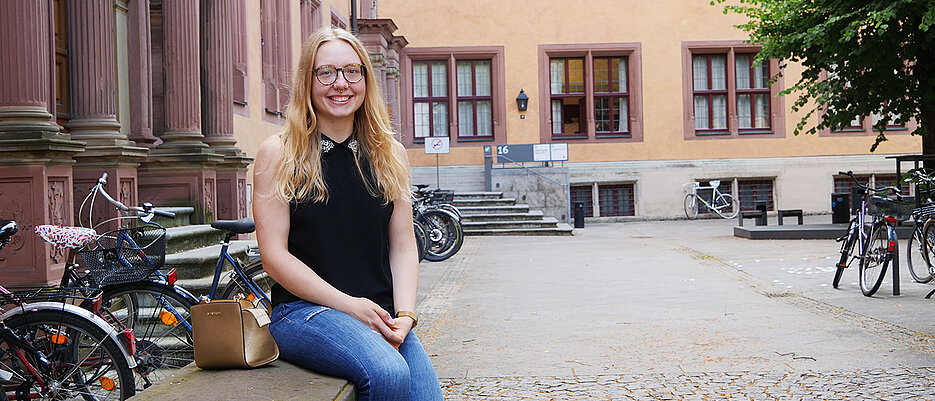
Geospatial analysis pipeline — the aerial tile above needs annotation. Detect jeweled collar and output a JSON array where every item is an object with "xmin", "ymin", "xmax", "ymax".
[{"xmin": 321, "ymin": 134, "xmax": 358, "ymax": 154}]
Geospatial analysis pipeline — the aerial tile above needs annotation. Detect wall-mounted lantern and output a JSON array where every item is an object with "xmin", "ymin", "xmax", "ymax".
[{"xmin": 516, "ymin": 89, "xmax": 529, "ymax": 112}]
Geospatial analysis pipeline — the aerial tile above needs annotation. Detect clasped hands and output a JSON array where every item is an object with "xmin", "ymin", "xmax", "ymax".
[{"xmin": 342, "ymin": 297, "xmax": 413, "ymax": 350}]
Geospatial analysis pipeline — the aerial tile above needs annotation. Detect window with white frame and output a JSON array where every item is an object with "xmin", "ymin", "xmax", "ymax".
[
  {"xmin": 412, "ymin": 61, "xmax": 449, "ymax": 139},
  {"xmin": 401, "ymin": 46, "xmax": 505, "ymax": 146},
  {"xmin": 456, "ymin": 60, "xmax": 493, "ymax": 139}
]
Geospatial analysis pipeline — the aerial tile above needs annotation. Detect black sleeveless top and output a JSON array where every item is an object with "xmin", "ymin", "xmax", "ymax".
[{"xmin": 271, "ymin": 135, "xmax": 396, "ymax": 313}]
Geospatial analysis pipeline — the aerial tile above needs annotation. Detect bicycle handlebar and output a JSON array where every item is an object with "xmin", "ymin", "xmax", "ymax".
[
  {"xmin": 93, "ymin": 174, "xmax": 176, "ymax": 218},
  {"xmin": 838, "ymin": 170, "xmax": 901, "ymax": 196}
]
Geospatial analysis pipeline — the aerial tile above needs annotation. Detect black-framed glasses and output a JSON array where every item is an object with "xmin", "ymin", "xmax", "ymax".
[{"xmin": 313, "ymin": 63, "xmax": 365, "ymax": 85}]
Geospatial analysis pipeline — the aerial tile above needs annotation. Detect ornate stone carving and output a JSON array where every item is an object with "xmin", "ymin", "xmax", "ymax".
[
  {"xmin": 47, "ymin": 180, "xmax": 66, "ymax": 263},
  {"xmin": 0, "ymin": 189, "xmax": 26, "ymax": 261},
  {"xmin": 238, "ymin": 179, "xmax": 247, "ymax": 219},
  {"xmin": 204, "ymin": 179, "xmax": 215, "ymax": 218},
  {"xmin": 119, "ymin": 179, "xmax": 134, "ymax": 207}
]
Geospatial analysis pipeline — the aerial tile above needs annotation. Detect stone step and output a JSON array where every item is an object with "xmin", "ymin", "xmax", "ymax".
[
  {"xmin": 165, "ymin": 225, "xmax": 225, "ymax": 254},
  {"xmin": 461, "ymin": 211, "xmax": 544, "ymax": 222},
  {"xmin": 453, "ymin": 191, "xmax": 504, "ymax": 200},
  {"xmin": 151, "ymin": 207, "xmax": 195, "ymax": 228},
  {"xmin": 458, "ymin": 204, "xmax": 532, "ymax": 215},
  {"xmin": 464, "ymin": 223, "xmax": 575, "ymax": 236},
  {"xmin": 453, "ymin": 198, "xmax": 517, "ymax": 207},
  {"xmin": 130, "ymin": 360, "xmax": 353, "ymax": 401},
  {"xmin": 174, "ymin": 274, "xmax": 228, "ymax": 300},
  {"xmin": 462, "ymin": 217, "xmax": 561, "ymax": 230},
  {"xmin": 163, "ymin": 240, "xmax": 256, "ymax": 281}
]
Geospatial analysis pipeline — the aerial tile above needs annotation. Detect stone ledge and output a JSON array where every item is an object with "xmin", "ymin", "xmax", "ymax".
[{"xmin": 129, "ymin": 361, "xmax": 355, "ymax": 401}]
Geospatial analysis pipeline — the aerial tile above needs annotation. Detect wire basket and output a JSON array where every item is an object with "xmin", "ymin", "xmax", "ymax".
[
  {"xmin": 0, "ymin": 287, "xmax": 102, "ymax": 307},
  {"xmin": 913, "ymin": 204, "xmax": 935, "ymax": 219},
  {"xmin": 430, "ymin": 190, "xmax": 455, "ymax": 204},
  {"xmin": 78, "ymin": 225, "xmax": 167, "ymax": 286},
  {"xmin": 867, "ymin": 196, "xmax": 915, "ymax": 220}
]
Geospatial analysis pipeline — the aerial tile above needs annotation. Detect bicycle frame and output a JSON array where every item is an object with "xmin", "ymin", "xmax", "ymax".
[
  {"xmin": 839, "ymin": 173, "xmax": 900, "ymax": 268},
  {"xmin": 687, "ymin": 181, "xmax": 728, "ymax": 212},
  {"xmin": 205, "ymin": 234, "xmax": 271, "ymax": 308}
]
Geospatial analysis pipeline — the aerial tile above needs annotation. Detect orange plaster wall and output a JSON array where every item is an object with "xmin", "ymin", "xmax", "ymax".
[{"xmin": 379, "ymin": 0, "xmax": 920, "ymax": 167}]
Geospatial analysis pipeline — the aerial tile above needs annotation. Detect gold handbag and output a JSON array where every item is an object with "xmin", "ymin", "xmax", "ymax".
[{"xmin": 191, "ymin": 296, "xmax": 280, "ymax": 369}]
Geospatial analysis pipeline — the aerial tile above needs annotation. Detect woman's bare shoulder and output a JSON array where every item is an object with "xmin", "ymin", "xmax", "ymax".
[
  {"xmin": 256, "ymin": 134, "xmax": 285, "ymax": 163},
  {"xmin": 390, "ymin": 138, "xmax": 410, "ymax": 166}
]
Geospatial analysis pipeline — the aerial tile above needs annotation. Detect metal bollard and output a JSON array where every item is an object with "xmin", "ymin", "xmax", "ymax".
[{"xmin": 574, "ymin": 202, "xmax": 585, "ymax": 228}]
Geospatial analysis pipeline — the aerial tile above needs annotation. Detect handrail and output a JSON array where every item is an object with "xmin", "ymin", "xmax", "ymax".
[
  {"xmin": 487, "ymin": 153, "xmax": 571, "ymax": 222},
  {"xmin": 491, "ymin": 154, "xmax": 566, "ymax": 187}
]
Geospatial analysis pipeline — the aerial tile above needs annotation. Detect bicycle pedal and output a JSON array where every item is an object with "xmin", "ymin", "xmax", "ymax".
[{"xmin": 0, "ymin": 368, "xmax": 12, "ymax": 382}]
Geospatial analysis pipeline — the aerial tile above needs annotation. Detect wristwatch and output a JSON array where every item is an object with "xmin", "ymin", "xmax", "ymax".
[{"xmin": 396, "ymin": 311, "xmax": 418, "ymax": 327}]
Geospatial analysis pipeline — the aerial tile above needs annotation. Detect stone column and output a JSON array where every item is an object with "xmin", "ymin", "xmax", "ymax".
[
  {"xmin": 0, "ymin": 0, "xmax": 84, "ymax": 286},
  {"xmin": 64, "ymin": 0, "xmax": 148, "ymax": 232},
  {"xmin": 359, "ymin": 19, "xmax": 407, "ymax": 132},
  {"xmin": 387, "ymin": 36, "xmax": 408, "ymax": 134},
  {"xmin": 156, "ymin": 0, "xmax": 211, "ymax": 152},
  {"xmin": 201, "ymin": 0, "xmax": 251, "ymax": 221},
  {"xmin": 127, "ymin": 0, "xmax": 158, "ymax": 148},
  {"xmin": 140, "ymin": 0, "xmax": 222, "ymax": 224}
]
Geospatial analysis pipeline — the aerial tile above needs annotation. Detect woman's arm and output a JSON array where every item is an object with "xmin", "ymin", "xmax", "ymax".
[
  {"xmin": 386, "ymin": 145, "xmax": 420, "ymax": 346},
  {"xmin": 253, "ymin": 136, "xmax": 401, "ymax": 344}
]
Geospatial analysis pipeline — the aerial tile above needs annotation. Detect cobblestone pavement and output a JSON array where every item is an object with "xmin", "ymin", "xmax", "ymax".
[
  {"xmin": 440, "ymin": 367, "xmax": 935, "ymax": 400},
  {"xmin": 416, "ymin": 220, "xmax": 935, "ymax": 400}
]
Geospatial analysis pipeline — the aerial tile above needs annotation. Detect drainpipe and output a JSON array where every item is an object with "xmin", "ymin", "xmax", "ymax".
[{"xmin": 351, "ymin": 0, "xmax": 357, "ymax": 35}]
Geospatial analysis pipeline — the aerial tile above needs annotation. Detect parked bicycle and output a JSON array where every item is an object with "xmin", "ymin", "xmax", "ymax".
[
  {"xmin": 904, "ymin": 169, "xmax": 935, "ymax": 284},
  {"xmin": 71, "ymin": 175, "xmax": 274, "ymax": 389},
  {"xmin": 412, "ymin": 185, "xmax": 464, "ymax": 262},
  {"xmin": 682, "ymin": 180, "xmax": 739, "ymax": 219},
  {"xmin": 0, "ymin": 220, "xmax": 136, "ymax": 400},
  {"xmin": 62, "ymin": 174, "xmax": 196, "ymax": 390},
  {"xmin": 833, "ymin": 171, "xmax": 913, "ymax": 296}
]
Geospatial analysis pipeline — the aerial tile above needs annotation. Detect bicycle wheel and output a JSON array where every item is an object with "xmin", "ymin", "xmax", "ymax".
[
  {"xmin": 100, "ymin": 282, "xmax": 194, "ymax": 391},
  {"xmin": 684, "ymin": 194, "xmax": 699, "ymax": 220},
  {"xmin": 833, "ymin": 219, "xmax": 858, "ymax": 288},
  {"xmin": 2, "ymin": 309, "xmax": 136, "ymax": 400},
  {"xmin": 420, "ymin": 209, "xmax": 464, "ymax": 262},
  {"xmin": 713, "ymin": 194, "xmax": 739, "ymax": 219},
  {"xmin": 907, "ymin": 222, "xmax": 933, "ymax": 283},
  {"xmin": 859, "ymin": 221, "xmax": 892, "ymax": 296},
  {"xmin": 924, "ymin": 219, "xmax": 935, "ymax": 281},
  {"xmin": 220, "ymin": 260, "xmax": 275, "ymax": 310},
  {"xmin": 413, "ymin": 222, "xmax": 428, "ymax": 262}
]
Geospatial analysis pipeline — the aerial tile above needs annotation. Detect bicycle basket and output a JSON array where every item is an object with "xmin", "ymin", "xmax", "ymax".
[
  {"xmin": 914, "ymin": 204, "xmax": 935, "ymax": 219},
  {"xmin": 78, "ymin": 225, "xmax": 167, "ymax": 286},
  {"xmin": 867, "ymin": 196, "xmax": 914, "ymax": 220},
  {"xmin": 0, "ymin": 287, "xmax": 102, "ymax": 307},
  {"xmin": 430, "ymin": 190, "xmax": 455, "ymax": 204}
]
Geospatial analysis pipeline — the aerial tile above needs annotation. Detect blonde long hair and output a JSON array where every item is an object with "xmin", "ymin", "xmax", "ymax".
[{"xmin": 273, "ymin": 27, "xmax": 411, "ymax": 204}]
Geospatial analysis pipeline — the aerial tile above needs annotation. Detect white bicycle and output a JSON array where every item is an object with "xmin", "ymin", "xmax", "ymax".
[{"xmin": 682, "ymin": 180, "xmax": 740, "ymax": 220}]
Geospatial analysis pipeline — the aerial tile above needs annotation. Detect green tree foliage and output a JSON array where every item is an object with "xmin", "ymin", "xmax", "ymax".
[{"xmin": 715, "ymin": 0, "xmax": 935, "ymax": 152}]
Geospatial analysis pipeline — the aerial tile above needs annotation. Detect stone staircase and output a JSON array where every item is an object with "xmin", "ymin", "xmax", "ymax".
[
  {"xmin": 152, "ymin": 207, "xmax": 256, "ymax": 298},
  {"xmin": 454, "ymin": 192, "xmax": 573, "ymax": 236},
  {"xmin": 153, "ymin": 191, "xmax": 570, "ymax": 296}
]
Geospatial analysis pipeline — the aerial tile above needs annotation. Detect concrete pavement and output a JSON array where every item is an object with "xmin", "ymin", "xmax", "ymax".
[{"xmin": 415, "ymin": 216, "xmax": 935, "ymax": 399}]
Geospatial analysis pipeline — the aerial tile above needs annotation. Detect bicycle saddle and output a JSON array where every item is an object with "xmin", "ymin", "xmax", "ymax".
[
  {"xmin": 0, "ymin": 220, "xmax": 18, "ymax": 244},
  {"xmin": 211, "ymin": 217, "xmax": 255, "ymax": 234},
  {"xmin": 413, "ymin": 184, "xmax": 430, "ymax": 190},
  {"xmin": 34, "ymin": 225, "xmax": 97, "ymax": 249}
]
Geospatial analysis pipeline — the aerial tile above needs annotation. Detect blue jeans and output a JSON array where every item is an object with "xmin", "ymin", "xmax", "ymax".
[{"xmin": 269, "ymin": 300, "xmax": 443, "ymax": 401}]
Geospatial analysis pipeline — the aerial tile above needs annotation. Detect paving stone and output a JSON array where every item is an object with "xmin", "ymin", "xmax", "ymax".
[{"xmin": 439, "ymin": 368, "xmax": 935, "ymax": 399}]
